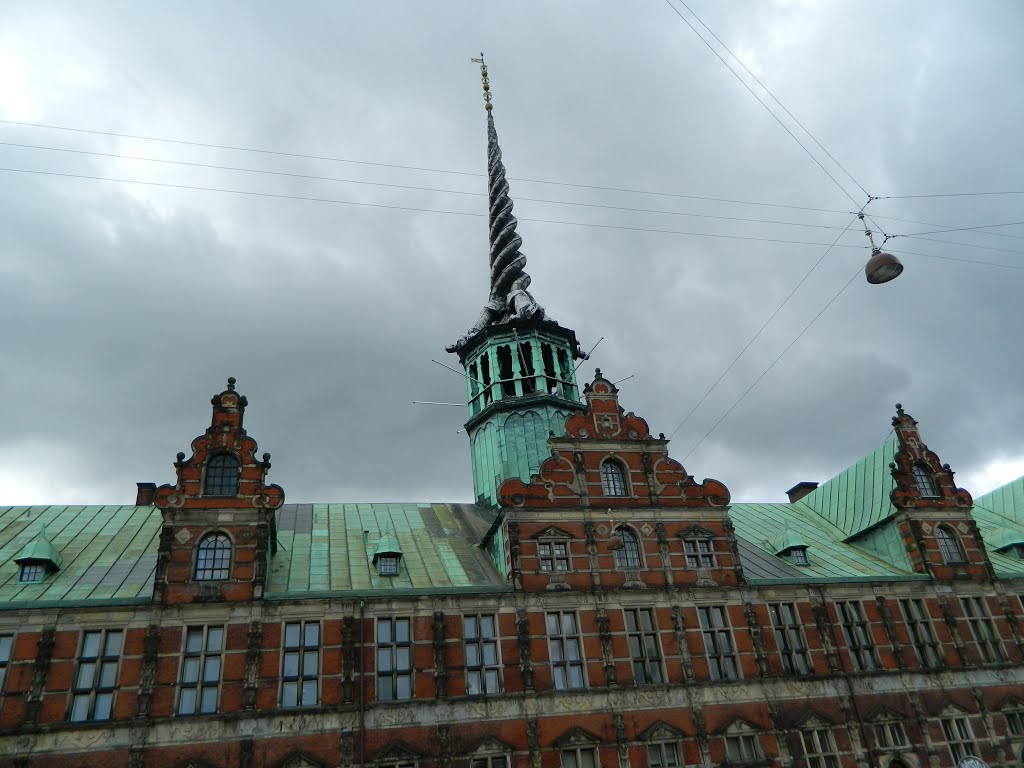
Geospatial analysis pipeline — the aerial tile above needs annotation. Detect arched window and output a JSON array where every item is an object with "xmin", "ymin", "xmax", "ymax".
[
  {"xmin": 614, "ymin": 528, "xmax": 642, "ymax": 569},
  {"xmin": 601, "ymin": 460, "xmax": 629, "ymax": 497},
  {"xmin": 195, "ymin": 533, "xmax": 232, "ymax": 580},
  {"xmin": 204, "ymin": 453, "xmax": 240, "ymax": 497},
  {"xmin": 912, "ymin": 463, "xmax": 940, "ymax": 498},
  {"xmin": 935, "ymin": 525, "xmax": 965, "ymax": 564}
]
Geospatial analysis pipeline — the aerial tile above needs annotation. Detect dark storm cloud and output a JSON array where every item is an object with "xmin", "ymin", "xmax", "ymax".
[{"xmin": 1, "ymin": 1, "xmax": 1021, "ymax": 505}]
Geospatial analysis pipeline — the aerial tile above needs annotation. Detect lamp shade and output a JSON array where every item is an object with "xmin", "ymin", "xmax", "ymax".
[{"xmin": 865, "ymin": 250, "xmax": 904, "ymax": 284}]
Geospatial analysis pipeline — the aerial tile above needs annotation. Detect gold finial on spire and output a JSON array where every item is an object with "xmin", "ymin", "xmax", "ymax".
[{"xmin": 470, "ymin": 52, "xmax": 492, "ymax": 111}]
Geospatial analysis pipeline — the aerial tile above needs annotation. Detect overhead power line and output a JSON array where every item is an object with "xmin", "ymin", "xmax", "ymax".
[
  {"xmin": 0, "ymin": 118, "xmax": 855, "ymax": 216},
  {"xmin": 4, "ymin": 165, "xmax": 1023, "ymax": 273},
  {"xmin": 879, "ymin": 191, "xmax": 1024, "ymax": 200},
  {"xmin": 661, "ymin": 0, "xmax": 863, "ymax": 210},
  {"xmin": 0, "ymin": 140, "xmax": 863, "ymax": 234},
  {"xmin": 680, "ymin": 266, "xmax": 862, "ymax": 463},
  {"xmin": 668, "ymin": 214, "xmax": 861, "ymax": 440}
]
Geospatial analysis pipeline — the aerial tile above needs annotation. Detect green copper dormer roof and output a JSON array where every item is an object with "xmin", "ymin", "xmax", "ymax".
[
  {"xmin": 797, "ymin": 434, "xmax": 899, "ymax": 539},
  {"xmin": 371, "ymin": 527, "xmax": 403, "ymax": 564},
  {"xmin": 14, "ymin": 528, "xmax": 63, "ymax": 570},
  {"xmin": 769, "ymin": 528, "xmax": 808, "ymax": 556}
]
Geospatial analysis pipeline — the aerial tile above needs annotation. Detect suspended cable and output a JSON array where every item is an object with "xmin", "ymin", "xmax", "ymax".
[
  {"xmin": 878, "ymin": 191, "xmax": 1024, "ymax": 200},
  {"xmin": 894, "ymin": 221, "xmax": 1024, "ymax": 237},
  {"xmin": 0, "ymin": 118, "xmax": 856, "ymax": 216},
  {"xmin": 667, "ymin": 214, "xmax": 861, "ymax": 440},
  {"xmin": 674, "ymin": 0, "xmax": 871, "ymax": 200},
  {"xmin": 888, "ymin": 249, "xmax": 1024, "ymax": 272},
  {"xmin": 0, "ymin": 140, "xmax": 860, "ymax": 233},
  {"xmin": 897, "ymin": 234, "xmax": 1024, "ymax": 256},
  {"xmin": 681, "ymin": 267, "xmax": 862, "ymax": 463},
  {"xmin": 661, "ymin": 0, "xmax": 862, "ymax": 210},
  {"xmin": 856, "ymin": 213, "xmax": 1024, "ymax": 241}
]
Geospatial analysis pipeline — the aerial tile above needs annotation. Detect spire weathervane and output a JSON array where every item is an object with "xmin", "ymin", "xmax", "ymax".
[{"xmin": 447, "ymin": 56, "xmax": 548, "ymax": 353}]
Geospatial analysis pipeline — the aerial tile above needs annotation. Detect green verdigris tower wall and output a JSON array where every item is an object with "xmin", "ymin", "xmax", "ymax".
[{"xmin": 460, "ymin": 323, "xmax": 583, "ymax": 507}]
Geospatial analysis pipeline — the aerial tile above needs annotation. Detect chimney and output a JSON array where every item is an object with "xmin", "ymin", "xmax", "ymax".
[
  {"xmin": 786, "ymin": 481, "xmax": 818, "ymax": 503},
  {"xmin": 136, "ymin": 482, "xmax": 157, "ymax": 506}
]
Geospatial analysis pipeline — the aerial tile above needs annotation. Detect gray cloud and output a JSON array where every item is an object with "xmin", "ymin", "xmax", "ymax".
[{"xmin": 1, "ymin": 1, "xmax": 1021, "ymax": 506}]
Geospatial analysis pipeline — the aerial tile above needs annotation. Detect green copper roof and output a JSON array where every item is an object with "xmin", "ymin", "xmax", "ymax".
[
  {"xmin": 0, "ymin": 505, "xmax": 160, "ymax": 605},
  {"xmin": 969, "ymin": 480, "xmax": 1024, "ymax": 577},
  {"xmin": 796, "ymin": 435, "xmax": 898, "ymax": 539},
  {"xmin": 729, "ymin": 502, "xmax": 920, "ymax": 581}
]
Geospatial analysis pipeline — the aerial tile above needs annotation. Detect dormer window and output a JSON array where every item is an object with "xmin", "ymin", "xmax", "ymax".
[
  {"xmin": 790, "ymin": 546, "xmax": 809, "ymax": 565},
  {"xmin": 911, "ymin": 463, "xmax": 940, "ymax": 498},
  {"xmin": 204, "ymin": 453, "xmax": 240, "ymax": 496},
  {"xmin": 18, "ymin": 563, "xmax": 45, "ymax": 583},
  {"xmin": 372, "ymin": 529, "xmax": 403, "ymax": 577},
  {"xmin": 378, "ymin": 555, "xmax": 400, "ymax": 576},
  {"xmin": 601, "ymin": 459, "xmax": 629, "ymax": 497}
]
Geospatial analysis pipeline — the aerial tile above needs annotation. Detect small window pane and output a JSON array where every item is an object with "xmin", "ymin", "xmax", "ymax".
[
  {"xmin": 199, "ymin": 686, "xmax": 217, "ymax": 713},
  {"xmin": 182, "ymin": 657, "xmax": 200, "ymax": 683},
  {"xmin": 76, "ymin": 662, "xmax": 97, "ymax": 688},
  {"xmin": 303, "ymin": 623, "xmax": 320, "ymax": 648},
  {"xmin": 302, "ymin": 680, "xmax": 317, "ymax": 704},
  {"xmin": 185, "ymin": 629, "xmax": 203, "ymax": 654},
  {"xmin": 206, "ymin": 627, "xmax": 224, "ymax": 652},
  {"xmin": 284, "ymin": 623, "xmax": 301, "ymax": 648},
  {"xmin": 82, "ymin": 632, "xmax": 102, "ymax": 658},
  {"xmin": 103, "ymin": 632, "xmax": 123, "ymax": 656},
  {"xmin": 202, "ymin": 656, "xmax": 221, "ymax": 684},
  {"xmin": 396, "ymin": 675, "xmax": 412, "ymax": 699},
  {"xmin": 302, "ymin": 651, "xmax": 319, "ymax": 677},
  {"xmin": 281, "ymin": 681, "xmax": 298, "ymax": 707},
  {"xmin": 94, "ymin": 692, "xmax": 113, "ymax": 720},
  {"xmin": 178, "ymin": 688, "xmax": 197, "ymax": 715},
  {"xmin": 69, "ymin": 694, "xmax": 90, "ymax": 722},
  {"xmin": 395, "ymin": 619, "xmax": 410, "ymax": 643},
  {"xmin": 99, "ymin": 661, "xmax": 118, "ymax": 688}
]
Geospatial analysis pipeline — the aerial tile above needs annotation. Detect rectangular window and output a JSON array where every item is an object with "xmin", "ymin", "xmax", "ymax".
[
  {"xmin": 940, "ymin": 716, "xmax": 977, "ymax": 763},
  {"xmin": 471, "ymin": 757, "xmax": 509, "ymax": 768},
  {"xmin": 546, "ymin": 611, "xmax": 585, "ymax": 690},
  {"xmin": 624, "ymin": 608, "xmax": 664, "ymax": 685},
  {"xmin": 698, "ymin": 605, "xmax": 739, "ymax": 680},
  {"xmin": 177, "ymin": 626, "xmax": 223, "ymax": 715},
  {"xmin": 464, "ymin": 614, "xmax": 501, "ymax": 696},
  {"xmin": 683, "ymin": 539, "xmax": 715, "ymax": 568},
  {"xmin": 725, "ymin": 732, "xmax": 760, "ymax": 762},
  {"xmin": 18, "ymin": 563, "xmax": 44, "ymax": 583},
  {"xmin": 873, "ymin": 721, "xmax": 908, "ymax": 748},
  {"xmin": 539, "ymin": 541, "xmax": 570, "ymax": 571},
  {"xmin": 0, "ymin": 635, "xmax": 11, "ymax": 693},
  {"xmin": 769, "ymin": 603, "xmax": 810, "ymax": 675},
  {"xmin": 960, "ymin": 596, "xmax": 1005, "ymax": 663},
  {"xmin": 377, "ymin": 617, "xmax": 412, "ymax": 701},
  {"xmin": 798, "ymin": 728, "xmax": 841, "ymax": 768},
  {"xmin": 69, "ymin": 629, "xmax": 122, "ymax": 722},
  {"xmin": 836, "ymin": 601, "xmax": 878, "ymax": 671},
  {"xmin": 281, "ymin": 621, "xmax": 319, "ymax": 707},
  {"xmin": 560, "ymin": 747, "xmax": 598, "ymax": 768},
  {"xmin": 899, "ymin": 598, "xmax": 941, "ymax": 668},
  {"xmin": 1005, "ymin": 708, "xmax": 1024, "ymax": 736},
  {"xmin": 647, "ymin": 742, "xmax": 680, "ymax": 768}
]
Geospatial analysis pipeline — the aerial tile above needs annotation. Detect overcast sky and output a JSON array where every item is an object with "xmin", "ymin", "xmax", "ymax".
[{"xmin": 1, "ymin": 1, "xmax": 1022, "ymax": 507}]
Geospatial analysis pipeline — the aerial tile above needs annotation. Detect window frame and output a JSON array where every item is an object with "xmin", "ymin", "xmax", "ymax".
[
  {"xmin": 836, "ymin": 601, "xmax": 879, "ymax": 671},
  {"xmin": 935, "ymin": 526, "xmax": 965, "ymax": 564},
  {"xmin": 560, "ymin": 746, "xmax": 599, "ymax": 768},
  {"xmin": 790, "ymin": 547, "xmax": 810, "ymax": 565},
  {"xmin": 0, "ymin": 635, "xmax": 11, "ymax": 694},
  {"xmin": 280, "ymin": 621, "xmax": 320, "ymax": 708},
  {"xmin": 1005, "ymin": 705, "xmax": 1024, "ymax": 736},
  {"xmin": 613, "ymin": 527, "xmax": 643, "ymax": 569},
  {"xmin": 600, "ymin": 459, "xmax": 629, "ymax": 498},
  {"xmin": 471, "ymin": 756, "xmax": 510, "ymax": 768},
  {"xmin": 538, "ymin": 540, "xmax": 571, "ymax": 572},
  {"xmin": 624, "ymin": 608, "xmax": 664, "ymax": 685},
  {"xmin": 546, "ymin": 611, "xmax": 586, "ymax": 690},
  {"xmin": 960, "ymin": 596, "xmax": 1005, "ymax": 664},
  {"xmin": 797, "ymin": 726, "xmax": 841, "ymax": 768},
  {"xmin": 177, "ymin": 625, "xmax": 224, "ymax": 716},
  {"xmin": 194, "ymin": 532, "xmax": 232, "ymax": 581},
  {"xmin": 912, "ymin": 463, "xmax": 940, "ymax": 498},
  {"xmin": 646, "ymin": 741, "xmax": 681, "ymax": 768},
  {"xmin": 724, "ymin": 726, "xmax": 762, "ymax": 764},
  {"xmin": 377, "ymin": 617, "xmax": 413, "ymax": 701},
  {"xmin": 377, "ymin": 555, "xmax": 400, "ymax": 576},
  {"xmin": 769, "ymin": 603, "xmax": 811, "ymax": 675},
  {"xmin": 872, "ymin": 719, "xmax": 909, "ymax": 748},
  {"xmin": 697, "ymin": 605, "xmax": 740, "ymax": 681},
  {"xmin": 68, "ymin": 629, "xmax": 122, "ymax": 723},
  {"xmin": 17, "ymin": 563, "xmax": 45, "ymax": 583},
  {"xmin": 683, "ymin": 538, "xmax": 715, "ymax": 568},
  {"xmin": 464, "ymin": 614, "xmax": 501, "ymax": 696},
  {"xmin": 898, "ymin": 598, "xmax": 941, "ymax": 669},
  {"xmin": 939, "ymin": 715, "xmax": 978, "ymax": 763},
  {"xmin": 202, "ymin": 452, "xmax": 240, "ymax": 497}
]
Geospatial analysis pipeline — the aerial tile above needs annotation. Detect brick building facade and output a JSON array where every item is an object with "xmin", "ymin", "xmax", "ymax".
[{"xmin": 1, "ymin": 68, "xmax": 1023, "ymax": 768}]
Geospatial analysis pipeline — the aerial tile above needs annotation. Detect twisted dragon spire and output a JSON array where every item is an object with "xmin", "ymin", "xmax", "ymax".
[{"xmin": 448, "ymin": 58, "xmax": 547, "ymax": 353}]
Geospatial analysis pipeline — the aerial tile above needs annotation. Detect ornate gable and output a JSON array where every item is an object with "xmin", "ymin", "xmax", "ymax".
[
  {"xmin": 154, "ymin": 378, "xmax": 284, "ymax": 511},
  {"xmin": 275, "ymin": 753, "xmax": 324, "ymax": 768},
  {"xmin": 466, "ymin": 736, "xmax": 514, "ymax": 756},
  {"xmin": 553, "ymin": 726, "xmax": 602, "ymax": 747},
  {"xmin": 639, "ymin": 721, "xmax": 687, "ymax": 741},
  {"xmin": 889, "ymin": 404, "xmax": 971, "ymax": 511},
  {"xmin": 678, "ymin": 525, "xmax": 716, "ymax": 539},
  {"xmin": 498, "ymin": 370, "xmax": 729, "ymax": 509},
  {"xmin": 715, "ymin": 716, "xmax": 763, "ymax": 735},
  {"xmin": 532, "ymin": 526, "xmax": 573, "ymax": 540},
  {"xmin": 375, "ymin": 741, "xmax": 423, "ymax": 762}
]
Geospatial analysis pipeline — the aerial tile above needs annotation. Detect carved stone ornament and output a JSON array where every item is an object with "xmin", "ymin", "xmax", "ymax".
[{"xmin": 888, "ymin": 404, "xmax": 971, "ymax": 510}]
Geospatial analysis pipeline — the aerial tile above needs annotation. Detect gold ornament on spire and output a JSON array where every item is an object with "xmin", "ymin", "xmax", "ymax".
[{"xmin": 470, "ymin": 53, "xmax": 492, "ymax": 111}]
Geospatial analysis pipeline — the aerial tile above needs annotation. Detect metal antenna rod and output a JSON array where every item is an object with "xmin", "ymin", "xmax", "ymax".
[
  {"xmin": 573, "ymin": 336, "xmax": 605, "ymax": 373},
  {"xmin": 612, "ymin": 374, "xmax": 636, "ymax": 385},
  {"xmin": 412, "ymin": 401, "xmax": 465, "ymax": 407},
  {"xmin": 431, "ymin": 359, "xmax": 486, "ymax": 387}
]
